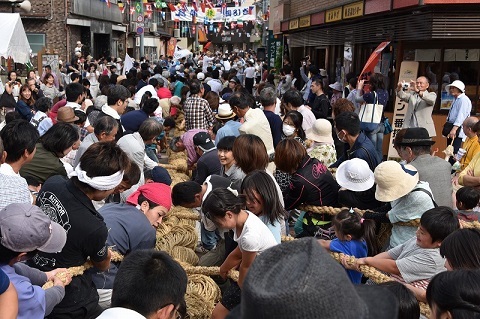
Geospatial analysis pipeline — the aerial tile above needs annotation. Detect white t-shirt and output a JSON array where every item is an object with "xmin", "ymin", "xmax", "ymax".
[
  {"xmin": 233, "ymin": 211, "xmax": 278, "ymax": 253},
  {"xmin": 297, "ymin": 105, "xmax": 316, "ymax": 131},
  {"xmin": 244, "ymin": 66, "xmax": 256, "ymax": 78}
]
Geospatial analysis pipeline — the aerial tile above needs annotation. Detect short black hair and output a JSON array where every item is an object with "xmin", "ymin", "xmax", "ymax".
[
  {"xmin": 34, "ymin": 97, "xmax": 53, "ymax": 113},
  {"xmin": 70, "ymin": 73, "xmax": 82, "ymax": 83},
  {"xmin": 282, "ymin": 89, "xmax": 303, "ymax": 107},
  {"xmin": 171, "ymin": 181, "xmax": 202, "ymax": 206},
  {"xmin": 148, "ymin": 77, "xmax": 158, "ymax": 87},
  {"xmin": 217, "ymin": 136, "xmax": 236, "ymax": 151},
  {"xmin": 456, "ymin": 186, "xmax": 480, "ymax": 210},
  {"xmin": 74, "ymin": 109, "xmax": 87, "ymax": 125},
  {"xmin": 24, "ymin": 175, "xmax": 41, "ymax": 187},
  {"xmin": 0, "ymin": 119, "xmax": 39, "ymax": 163},
  {"xmin": 4, "ymin": 112, "xmax": 22, "ymax": 124},
  {"xmin": 94, "ymin": 116, "xmax": 118, "ymax": 136},
  {"xmin": 40, "ymin": 123, "xmax": 79, "ymax": 155},
  {"xmin": 141, "ymin": 98, "xmax": 159, "ymax": 115},
  {"xmin": 378, "ymin": 282, "xmax": 420, "ymax": 319},
  {"xmin": 440, "ymin": 228, "xmax": 480, "ymax": 269},
  {"xmin": 107, "ymin": 85, "xmax": 130, "ymax": 106},
  {"xmin": 111, "ymin": 249, "xmax": 187, "ymax": 317},
  {"xmin": 334, "ymin": 111, "xmax": 360, "ymax": 136},
  {"xmin": 66, "ymin": 82, "xmax": 84, "ymax": 102},
  {"xmin": 189, "ymin": 79, "xmax": 203, "ymax": 95},
  {"xmin": 420, "ymin": 206, "xmax": 460, "ymax": 243},
  {"xmin": 163, "ymin": 117, "xmax": 176, "ymax": 129}
]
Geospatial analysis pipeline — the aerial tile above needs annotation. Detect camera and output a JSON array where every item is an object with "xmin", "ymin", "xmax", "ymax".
[{"xmin": 402, "ymin": 83, "xmax": 409, "ymax": 91}]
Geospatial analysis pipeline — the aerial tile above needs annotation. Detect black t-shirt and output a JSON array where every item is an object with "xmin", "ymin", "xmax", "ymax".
[
  {"xmin": 194, "ymin": 149, "xmax": 221, "ymax": 185},
  {"xmin": 29, "ymin": 175, "xmax": 108, "ymax": 317},
  {"xmin": 310, "ymin": 93, "xmax": 330, "ymax": 119}
]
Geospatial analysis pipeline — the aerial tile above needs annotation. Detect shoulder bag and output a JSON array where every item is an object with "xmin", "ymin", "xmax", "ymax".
[{"xmin": 359, "ymin": 91, "xmax": 383, "ymax": 132}]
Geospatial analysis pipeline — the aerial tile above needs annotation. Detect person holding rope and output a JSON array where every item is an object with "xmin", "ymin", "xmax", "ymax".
[{"xmin": 28, "ymin": 141, "xmax": 130, "ymax": 319}]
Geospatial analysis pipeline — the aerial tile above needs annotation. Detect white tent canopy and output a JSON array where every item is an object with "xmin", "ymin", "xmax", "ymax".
[{"xmin": 0, "ymin": 13, "xmax": 31, "ymax": 64}]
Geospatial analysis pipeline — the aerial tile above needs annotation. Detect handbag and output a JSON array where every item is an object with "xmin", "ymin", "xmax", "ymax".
[
  {"xmin": 383, "ymin": 117, "xmax": 393, "ymax": 135},
  {"xmin": 442, "ymin": 122, "xmax": 459, "ymax": 138},
  {"xmin": 359, "ymin": 92, "xmax": 383, "ymax": 132}
]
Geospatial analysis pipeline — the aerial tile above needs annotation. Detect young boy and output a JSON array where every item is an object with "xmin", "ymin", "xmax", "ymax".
[
  {"xmin": 455, "ymin": 186, "xmax": 480, "ymax": 221},
  {"xmin": 217, "ymin": 136, "xmax": 245, "ymax": 189},
  {"xmin": 350, "ymin": 206, "xmax": 460, "ymax": 289}
]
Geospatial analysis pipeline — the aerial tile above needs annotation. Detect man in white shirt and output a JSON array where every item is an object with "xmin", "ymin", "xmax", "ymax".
[
  {"xmin": 202, "ymin": 52, "xmax": 215, "ymax": 73},
  {"xmin": 230, "ymin": 91, "xmax": 275, "ymax": 156},
  {"xmin": 134, "ymin": 78, "xmax": 160, "ymax": 106},
  {"xmin": 64, "ymin": 83, "xmax": 86, "ymax": 110},
  {"xmin": 207, "ymin": 69, "xmax": 223, "ymax": 94},
  {"xmin": 0, "ymin": 121, "xmax": 39, "ymax": 208},
  {"xmin": 282, "ymin": 89, "xmax": 316, "ymax": 131}
]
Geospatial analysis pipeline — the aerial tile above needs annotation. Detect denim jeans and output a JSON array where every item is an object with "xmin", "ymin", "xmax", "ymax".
[
  {"xmin": 201, "ymin": 222, "xmax": 220, "ymax": 250},
  {"xmin": 364, "ymin": 123, "xmax": 384, "ymax": 160}
]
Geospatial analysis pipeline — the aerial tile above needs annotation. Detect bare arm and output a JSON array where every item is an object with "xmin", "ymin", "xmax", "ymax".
[
  {"xmin": 0, "ymin": 283, "xmax": 17, "ymax": 319},
  {"xmin": 238, "ymin": 251, "xmax": 257, "ymax": 288}
]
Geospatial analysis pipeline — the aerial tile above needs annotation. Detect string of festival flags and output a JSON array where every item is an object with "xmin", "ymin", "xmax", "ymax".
[{"xmin": 101, "ymin": 0, "xmax": 268, "ymax": 35}]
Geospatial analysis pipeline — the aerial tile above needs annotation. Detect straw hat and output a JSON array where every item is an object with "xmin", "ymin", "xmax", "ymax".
[
  {"xmin": 57, "ymin": 107, "xmax": 79, "ymax": 123},
  {"xmin": 374, "ymin": 161, "xmax": 419, "ymax": 202},
  {"xmin": 306, "ymin": 119, "xmax": 333, "ymax": 144},
  {"xmin": 215, "ymin": 103, "xmax": 235, "ymax": 120},
  {"xmin": 336, "ymin": 158, "xmax": 375, "ymax": 192},
  {"xmin": 445, "ymin": 80, "xmax": 465, "ymax": 93}
]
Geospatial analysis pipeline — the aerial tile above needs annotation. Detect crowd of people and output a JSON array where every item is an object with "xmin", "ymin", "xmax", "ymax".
[{"xmin": 0, "ymin": 47, "xmax": 479, "ymax": 319}]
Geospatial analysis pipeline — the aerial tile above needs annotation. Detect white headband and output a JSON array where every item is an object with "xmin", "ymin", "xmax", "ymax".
[{"xmin": 69, "ymin": 164, "xmax": 124, "ymax": 191}]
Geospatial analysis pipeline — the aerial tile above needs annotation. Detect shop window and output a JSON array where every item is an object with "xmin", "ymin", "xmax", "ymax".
[{"xmin": 26, "ymin": 33, "xmax": 46, "ymax": 56}]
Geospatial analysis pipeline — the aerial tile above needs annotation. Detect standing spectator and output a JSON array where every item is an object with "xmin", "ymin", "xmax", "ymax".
[
  {"xmin": 15, "ymin": 84, "xmax": 35, "ymax": 121},
  {"xmin": 444, "ymin": 80, "xmax": 472, "ymax": 155},
  {"xmin": 214, "ymin": 103, "xmax": 241, "ymax": 145},
  {"xmin": 230, "ymin": 91, "xmax": 275, "ymax": 157},
  {"xmin": 85, "ymin": 64, "xmax": 100, "ymax": 98},
  {"xmin": 244, "ymin": 60, "xmax": 256, "ymax": 94},
  {"xmin": 41, "ymin": 74, "xmax": 64, "ymax": 102},
  {"xmin": 156, "ymin": 78, "xmax": 172, "ymax": 100},
  {"xmin": 96, "ymin": 84, "xmax": 131, "ymax": 141},
  {"xmin": 184, "ymin": 79, "xmax": 215, "ymax": 131},
  {"xmin": 330, "ymin": 111, "xmax": 381, "ymax": 171},
  {"xmin": 309, "ymin": 78, "xmax": 330, "ymax": 119},
  {"xmin": 29, "ymin": 142, "xmax": 130, "ymax": 319},
  {"xmin": 397, "ymin": 76, "xmax": 437, "ymax": 137},
  {"xmin": 207, "ymin": 69, "xmax": 223, "ymax": 95},
  {"xmin": 260, "ymin": 86, "xmax": 283, "ymax": 147},
  {"xmin": 356, "ymin": 73, "xmax": 389, "ymax": 159},
  {"xmin": 306, "ymin": 118, "xmax": 337, "ymax": 167},
  {"xmin": 282, "ymin": 89, "xmax": 316, "ymax": 131}
]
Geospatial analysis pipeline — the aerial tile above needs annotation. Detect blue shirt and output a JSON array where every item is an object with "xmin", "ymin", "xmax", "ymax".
[
  {"xmin": 1, "ymin": 264, "xmax": 46, "ymax": 319},
  {"xmin": 215, "ymin": 120, "xmax": 241, "ymax": 145},
  {"xmin": 447, "ymin": 93, "xmax": 472, "ymax": 139},
  {"xmin": 264, "ymin": 110, "xmax": 283, "ymax": 147},
  {"xmin": 259, "ymin": 215, "xmax": 282, "ymax": 244},
  {"xmin": 0, "ymin": 268, "xmax": 8, "ymax": 294},
  {"xmin": 90, "ymin": 203, "xmax": 156, "ymax": 289},
  {"xmin": 330, "ymin": 239, "xmax": 367, "ymax": 284}
]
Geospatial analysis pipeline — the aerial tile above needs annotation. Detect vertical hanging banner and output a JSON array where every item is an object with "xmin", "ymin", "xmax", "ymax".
[
  {"xmin": 387, "ymin": 61, "xmax": 419, "ymax": 160},
  {"xmin": 167, "ymin": 38, "xmax": 177, "ymax": 57}
]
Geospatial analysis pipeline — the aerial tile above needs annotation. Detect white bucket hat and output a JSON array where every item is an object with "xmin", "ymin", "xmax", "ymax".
[
  {"xmin": 329, "ymin": 81, "xmax": 343, "ymax": 92},
  {"xmin": 215, "ymin": 103, "xmax": 235, "ymax": 120},
  {"xmin": 306, "ymin": 119, "xmax": 333, "ymax": 144},
  {"xmin": 374, "ymin": 161, "xmax": 419, "ymax": 202},
  {"xmin": 445, "ymin": 80, "xmax": 465, "ymax": 93},
  {"xmin": 336, "ymin": 158, "xmax": 374, "ymax": 192}
]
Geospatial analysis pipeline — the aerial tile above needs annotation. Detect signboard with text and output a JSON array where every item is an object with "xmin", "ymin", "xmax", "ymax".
[
  {"xmin": 171, "ymin": 6, "xmax": 256, "ymax": 22},
  {"xmin": 267, "ymin": 31, "xmax": 283, "ymax": 69}
]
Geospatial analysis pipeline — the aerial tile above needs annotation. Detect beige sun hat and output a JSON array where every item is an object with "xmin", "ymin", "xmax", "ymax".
[
  {"xmin": 306, "ymin": 119, "xmax": 333, "ymax": 144},
  {"xmin": 374, "ymin": 161, "xmax": 419, "ymax": 202}
]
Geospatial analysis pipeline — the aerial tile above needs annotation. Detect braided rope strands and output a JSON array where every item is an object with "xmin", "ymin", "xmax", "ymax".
[
  {"xmin": 459, "ymin": 219, "xmax": 480, "ymax": 229},
  {"xmin": 185, "ymin": 274, "xmax": 222, "ymax": 318},
  {"xmin": 181, "ymin": 264, "xmax": 240, "ymax": 282},
  {"xmin": 298, "ymin": 205, "xmax": 368, "ymax": 216},
  {"xmin": 171, "ymin": 246, "xmax": 199, "ymax": 265}
]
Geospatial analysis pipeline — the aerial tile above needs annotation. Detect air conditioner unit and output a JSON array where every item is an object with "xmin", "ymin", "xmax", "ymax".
[
  {"xmin": 174, "ymin": 28, "xmax": 180, "ymax": 38},
  {"xmin": 130, "ymin": 22, "xmax": 136, "ymax": 33},
  {"xmin": 150, "ymin": 23, "xmax": 157, "ymax": 32}
]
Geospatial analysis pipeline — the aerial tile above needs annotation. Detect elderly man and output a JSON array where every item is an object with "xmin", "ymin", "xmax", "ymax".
[
  {"xmin": 394, "ymin": 127, "xmax": 453, "ymax": 207},
  {"xmin": 444, "ymin": 80, "xmax": 472, "ymax": 155},
  {"xmin": 397, "ymin": 76, "xmax": 437, "ymax": 137},
  {"xmin": 458, "ymin": 117, "xmax": 480, "ymax": 171}
]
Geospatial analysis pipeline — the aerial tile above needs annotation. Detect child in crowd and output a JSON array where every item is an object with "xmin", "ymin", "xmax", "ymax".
[
  {"xmin": 217, "ymin": 136, "xmax": 245, "ymax": 189},
  {"xmin": 427, "ymin": 269, "xmax": 480, "ymax": 319},
  {"xmin": 241, "ymin": 170, "xmax": 287, "ymax": 243},
  {"xmin": 441, "ymin": 228, "xmax": 480, "ymax": 270},
  {"xmin": 455, "ymin": 186, "xmax": 480, "ymax": 221},
  {"xmin": 379, "ymin": 281, "xmax": 420, "ymax": 319},
  {"xmin": 319, "ymin": 209, "xmax": 377, "ymax": 284},
  {"xmin": 344, "ymin": 206, "xmax": 460, "ymax": 289},
  {"xmin": 202, "ymin": 188, "xmax": 278, "ymax": 319}
]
